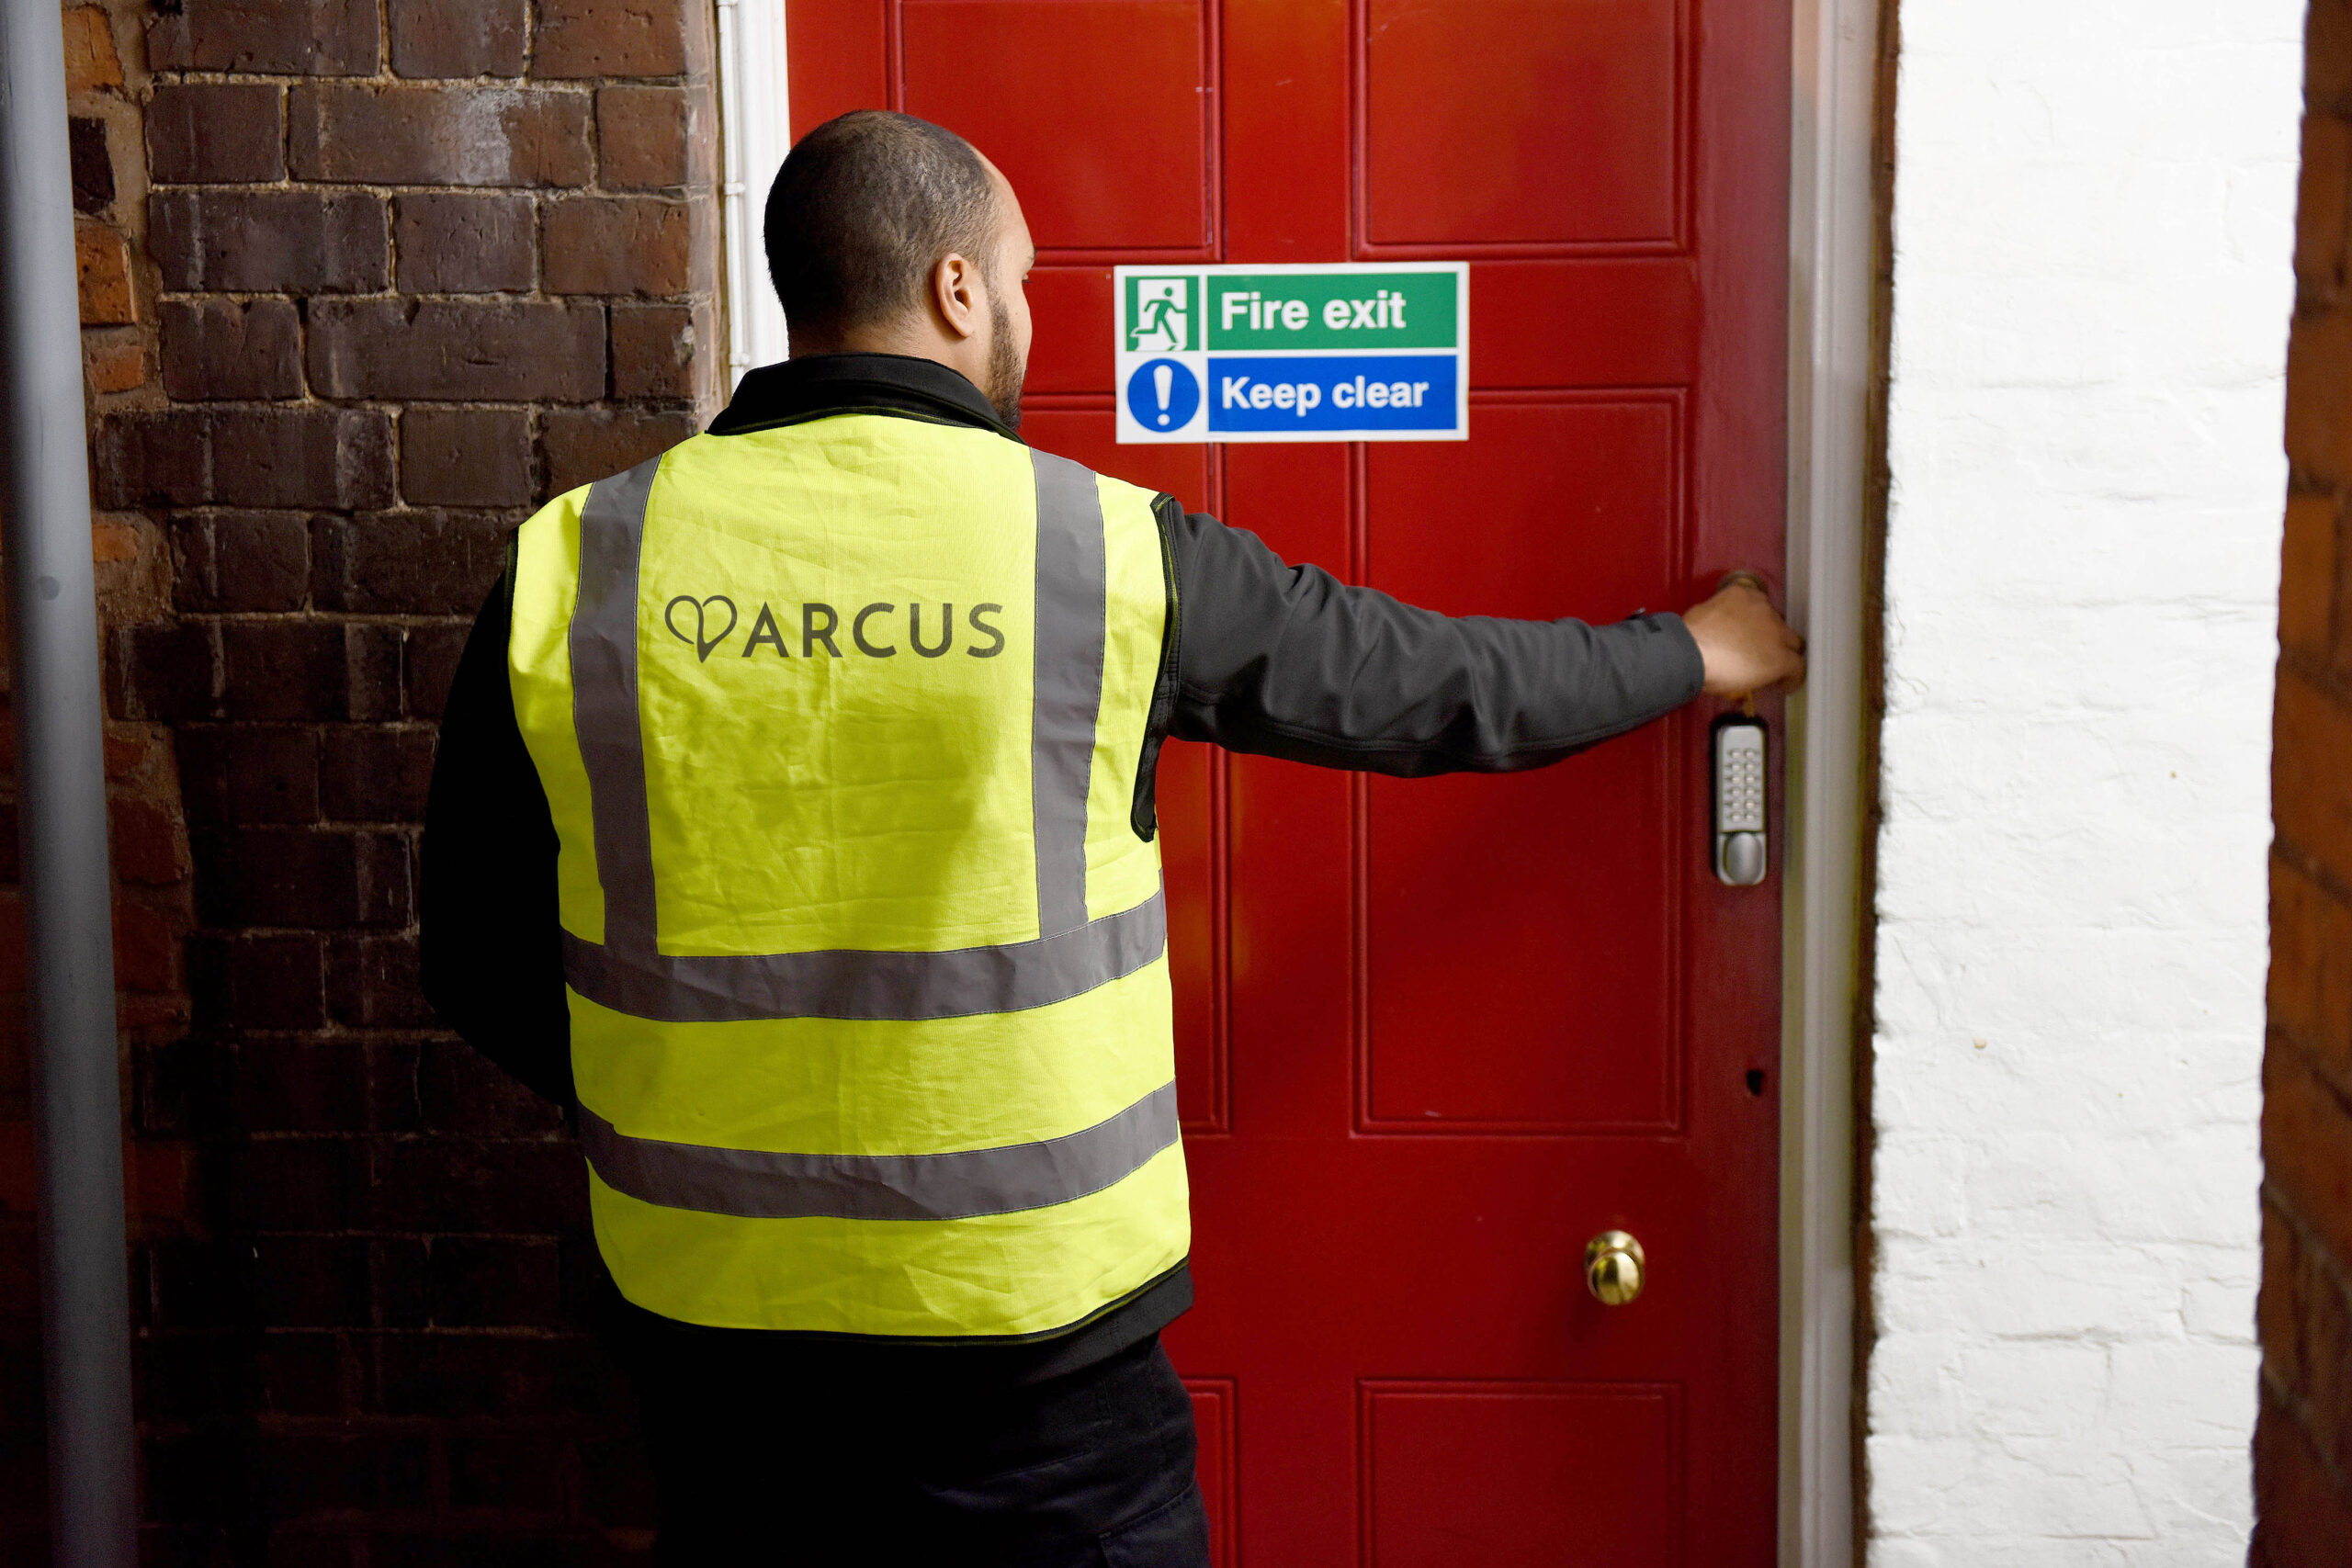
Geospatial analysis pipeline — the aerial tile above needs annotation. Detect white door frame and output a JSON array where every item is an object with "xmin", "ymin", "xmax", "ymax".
[
  {"xmin": 716, "ymin": 0, "xmax": 792, "ymax": 382},
  {"xmin": 1779, "ymin": 0, "xmax": 1877, "ymax": 1558},
  {"xmin": 711, "ymin": 5, "xmax": 1880, "ymax": 1561}
]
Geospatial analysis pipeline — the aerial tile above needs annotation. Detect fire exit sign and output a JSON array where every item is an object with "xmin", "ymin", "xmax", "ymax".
[{"xmin": 1114, "ymin": 263, "xmax": 1469, "ymax": 444}]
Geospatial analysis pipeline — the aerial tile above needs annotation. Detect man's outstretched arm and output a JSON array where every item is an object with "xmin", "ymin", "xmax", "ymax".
[{"xmin": 1161, "ymin": 511, "xmax": 1802, "ymax": 774}]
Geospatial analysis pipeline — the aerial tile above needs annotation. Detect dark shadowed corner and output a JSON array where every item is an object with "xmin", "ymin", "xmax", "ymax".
[{"xmin": 2, "ymin": 1, "xmax": 722, "ymax": 1560}]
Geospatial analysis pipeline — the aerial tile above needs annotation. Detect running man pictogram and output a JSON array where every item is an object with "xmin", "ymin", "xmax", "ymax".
[{"xmin": 1127, "ymin": 277, "xmax": 1190, "ymax": 352}]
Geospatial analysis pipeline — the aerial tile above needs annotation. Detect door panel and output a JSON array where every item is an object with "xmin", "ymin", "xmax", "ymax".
[
  {"xmin": 1189, "ymin": 1381, "xmax": 1238, "ymax": 1566},
  {"xmin": 1362, "ymin": 1382, "xmax": 1680, "ymax": 1567},
  {"xmin": 1363, "ymin": 746, "xmax": 1678, "ymax": 1132},
  {"xmin": 785, "ymin": 1, "xmax": 1789, "ymax": 1559},
  {"xmin": 899, "ymin": 0, "xmax": 1216, "ymax": 255},
  {"xmin": 1360, "ymin": 0, "xmax": 1684, "ymax": 251},
  {"xmin": 1159, "ymin": 737, "xmax": 1229, "ymax": 1134},
  {"xmin": 1023, "ymin": 268, "xmax": 1120, "ymax": 392},
  {"xmin": 1363, "ymin": 399, "xmax": 1678, "ymax": 618},
  {"xmin": 1358, "ymin": 398, "xmax": 1683, "ymax": 1131},
  {"xmin": 1467, "ymin": 261, "xmax": 1702, "ymax": 388}
]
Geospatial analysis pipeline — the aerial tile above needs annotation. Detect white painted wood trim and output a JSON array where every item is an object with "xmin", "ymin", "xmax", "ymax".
[
  {"xmin": 1780, "ymin": 0, "xmax": 1875, "ymax": 1561},
  {"xmin": 716, "ymin": 0, "xmax": 792, "ymax": 384}
]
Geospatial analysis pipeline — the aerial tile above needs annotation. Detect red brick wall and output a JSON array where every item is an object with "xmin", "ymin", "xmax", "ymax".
[
  {"xmin": 1, "ymin": 3, "xmax": 725, "ymax": 1558},
  {"xmin": 2262, "ymin": 0, "xmax": 2352, "ymax": 1558}
]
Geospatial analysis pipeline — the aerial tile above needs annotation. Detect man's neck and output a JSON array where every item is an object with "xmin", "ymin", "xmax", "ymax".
[{"xmin": 794, "ymin": 321, "xmax": 986, "ymax": 389}]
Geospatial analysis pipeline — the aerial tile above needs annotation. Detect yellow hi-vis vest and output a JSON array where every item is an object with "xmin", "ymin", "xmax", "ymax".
[{"xmin": 506, "ymin": 412, "xmax": 1187, "ymax": 1337}]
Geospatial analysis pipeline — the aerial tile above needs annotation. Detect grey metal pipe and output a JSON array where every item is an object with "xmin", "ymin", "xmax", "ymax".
[{"xmin": 0, "ymin": 2, "xmax": 138, "ymax": 1563}]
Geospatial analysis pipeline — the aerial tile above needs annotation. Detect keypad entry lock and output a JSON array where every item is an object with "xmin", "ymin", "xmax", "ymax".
[{"xmin": 1712, "ymin": 716, "xmax": 1768, "ymax": 887}]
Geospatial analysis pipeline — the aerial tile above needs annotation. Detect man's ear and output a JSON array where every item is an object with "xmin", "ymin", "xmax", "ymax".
[{"xmin": 933, "ymin": 252, "xmax": 981, "ymax": 341}]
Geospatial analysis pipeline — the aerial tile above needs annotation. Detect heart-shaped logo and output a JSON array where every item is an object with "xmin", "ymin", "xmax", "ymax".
[{"xmin": 664, "ymin": 594, "xmax": 740, "ymax": 661}]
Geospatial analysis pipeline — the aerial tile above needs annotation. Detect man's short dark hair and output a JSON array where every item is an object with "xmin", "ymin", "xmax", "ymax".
[{"xmin": 764, "ymin": 110, "xmax": 1000, "ymax": 340}]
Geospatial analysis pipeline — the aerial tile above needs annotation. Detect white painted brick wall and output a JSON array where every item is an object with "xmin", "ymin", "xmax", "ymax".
[{"xmin": 1873, "ymin": 2, "xmax": 2303, "ymax": 1560}]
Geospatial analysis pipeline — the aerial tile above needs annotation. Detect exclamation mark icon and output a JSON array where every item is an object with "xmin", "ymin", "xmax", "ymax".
[{"xmin": 1153, "ymin": 364, "xmax": 1173, "ymax": 427}]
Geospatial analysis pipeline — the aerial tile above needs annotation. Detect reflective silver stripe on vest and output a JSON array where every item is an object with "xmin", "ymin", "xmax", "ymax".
[
  {"xmin": 560, "ymin": 891, "xmax": 1165, "ymax": 1023},
  {"xmin": 560, "ymin": 446, "xmax": 1164, "ymax": 1023},
  {"xmin": 1029, "ymin": 450, "xmax": 1105, "ymax": 938},
  {"xmin": 581, "ymin": 1080, "xmax": 1181, "ymax": 1221},
  {"xmin": 571, "ymin": 456, "xmax": 664, "ymax": 962}
]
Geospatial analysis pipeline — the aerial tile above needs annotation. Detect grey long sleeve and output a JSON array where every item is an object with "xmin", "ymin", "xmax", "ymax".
[{"xmin": 1161, "ymin": 510, "xmax": 1703, "ymax": 775}]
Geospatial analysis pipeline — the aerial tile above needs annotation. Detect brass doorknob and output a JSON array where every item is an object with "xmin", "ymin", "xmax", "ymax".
[{"xmin": 1585, "ymin": 1230, "xmax": 1645, "ymax": 1306}]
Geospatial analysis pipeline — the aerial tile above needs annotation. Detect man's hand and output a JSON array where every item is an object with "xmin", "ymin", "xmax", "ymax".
[{"xmin": 1683, "ymin": 575, "xmax": 1805, "ymax": 700}]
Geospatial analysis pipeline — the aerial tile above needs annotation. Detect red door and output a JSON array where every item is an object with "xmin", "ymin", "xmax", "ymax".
[{"xmin": 787, "ymin": 4, "xmax": 1789, "ymax": 1560}]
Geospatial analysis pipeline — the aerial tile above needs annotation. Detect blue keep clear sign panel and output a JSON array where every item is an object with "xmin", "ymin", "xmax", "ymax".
[{"xmin": 1114, "ymin": 263, "xmax": 1468, "ymax": 444}]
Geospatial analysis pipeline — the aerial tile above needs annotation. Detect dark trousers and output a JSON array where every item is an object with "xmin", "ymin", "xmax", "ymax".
[{"xmin": 624, "ymin": 1316, "xmax": 1210, "ymax": 1566}]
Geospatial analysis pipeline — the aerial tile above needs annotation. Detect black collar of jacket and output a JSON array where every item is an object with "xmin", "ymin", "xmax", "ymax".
[{"xmin": 707, "ymin": 353, "xmax": 1019, "ymax": 442}]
